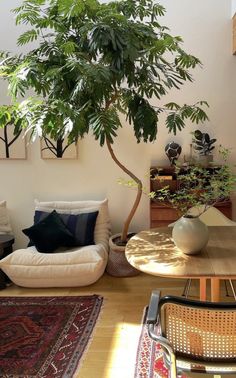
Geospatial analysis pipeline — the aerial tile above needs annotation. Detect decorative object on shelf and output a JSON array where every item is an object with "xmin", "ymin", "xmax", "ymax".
[
  {"xmin": 0, "ymin": 105, "xmax": 27, "ymax": 160},
  {"xmin": 150, "ymin": 147, "xmax": 236, "ymax": 254},
  {"xmin": 150, "ymin": 166, "xmax": 177, "ymax": 193},
  {"xmin": 165, "ymin": 142, "xmax": 182, "ymax": 166},
  {"xmin": 183, "ymin": 143, "xmax": 196, "ymax": 166},
  {"xmin": 41, "ymin": 136, "xmax": 78, "ymax": 159},
  {"xmin": 192, "ymin": 129, "xmax": 216, "ymax": 166}
]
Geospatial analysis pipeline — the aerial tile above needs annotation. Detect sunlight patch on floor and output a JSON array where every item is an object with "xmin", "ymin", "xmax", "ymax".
[{"xmin": 108, "ymin": 323, "xmax": 141, "ymax": 371}]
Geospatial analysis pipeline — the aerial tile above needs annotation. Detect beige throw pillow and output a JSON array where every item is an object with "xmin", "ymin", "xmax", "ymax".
[{"xmin": 0, "ymin": 201, "xmax": 12, "ymax": 234}]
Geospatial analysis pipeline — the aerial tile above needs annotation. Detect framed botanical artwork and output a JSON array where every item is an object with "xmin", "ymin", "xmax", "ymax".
[
  {"xmin": 0, "ymin": 124, "xmax": 27, "ymax": 160},
  {"xmin": 40, "ymin": 136, "xmax": 78, "ymax": 159}
]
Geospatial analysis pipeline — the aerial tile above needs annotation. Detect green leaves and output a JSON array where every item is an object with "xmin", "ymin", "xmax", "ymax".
[
  {"xmin": 0, "ymin": 106, "xmax": 12, "ymax": 128},
  {"xmin": 17, "ymin": 30, "xmax": 39, "ymax": 46},
  {"xmin": 165, "ymin": 112, "xmax": 185, "ymax": 134},
  {"xmin": 0, "ymin": 104, "xmax": 27, "ymax": 134},
  {"xmin": 1, "ymin": 0, "xmax": 209, "ymax": 147},
  {"xmin": 61, "ymin": 41, "xmax": 77, "ymax": 55},
  {"xmin": 89, "ymin": 23, "xmax": 127, "ymax": 72},
  {"xmin": 13, "ymin": 1, "xmax": 44, "ymax": 25},
  {"xmin": 89, "ymin": 108, "xmax": 121, "ymax": 146},
  {"xmin": 58, "ymin": 0, "xmax": 99, "ymax": 17},
  {"xmin": 125, "ymin": 93, "xmax": 158, "ymax": 142},
  {"xmin": 192, "ymin": 129, "xmax": 217, "ymax": 155},
  {"xmin": 58, "ymin": 0, "xmax": 85, "ymax": 17},
  {"xmin": 175, "ymin": 52, "xmax": 202, "ymax": 69},
  {"xmin": 165, "ymin": 102, "xmax": 209, "ymax": 134},
  {"xmin": 116, "ymin": 0, "xmax": 165, "ymax": 21}
]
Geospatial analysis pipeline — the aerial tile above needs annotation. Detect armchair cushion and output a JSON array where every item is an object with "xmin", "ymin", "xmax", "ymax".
[{"xmin": 0, "ymin": 244, "xmax": 107, "ymax": 287}]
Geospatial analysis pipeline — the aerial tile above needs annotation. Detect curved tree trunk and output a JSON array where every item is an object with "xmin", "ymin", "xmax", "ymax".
[
  {"xmin": 4, "ymin": 125, "xmax": 9, "ymax": 158},
  {"xmin": 106, "ymin": 137, "xmax": 143, "ymax": 244},
  {"xmin": 56, "ymin": 138, "xmax": 64, "ymax": 158}
]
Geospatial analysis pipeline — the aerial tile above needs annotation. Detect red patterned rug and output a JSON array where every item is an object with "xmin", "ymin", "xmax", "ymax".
[
  {"xmin": 0, "ymin": 295, "xmax": 103, "ymax": 377},
  {"xmin": 135, "ymin": 308, "xmax": 187, "ymax": 378}
]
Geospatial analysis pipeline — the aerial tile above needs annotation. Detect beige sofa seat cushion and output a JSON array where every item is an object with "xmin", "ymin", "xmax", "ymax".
[{"xmin": 0, "ymin": 244, "xmax": 107, "ymax": 287}]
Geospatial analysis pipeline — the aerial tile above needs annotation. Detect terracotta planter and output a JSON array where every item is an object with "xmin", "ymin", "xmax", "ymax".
[
  {"xmin": 106, "ymin": 233, "xmax": 140, "ymax": 277},
  {"xmin": 172, "ymin": 216, "xmax": 209, "ymax": 255}
]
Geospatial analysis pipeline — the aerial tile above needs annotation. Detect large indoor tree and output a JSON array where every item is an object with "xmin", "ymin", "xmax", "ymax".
[{"xmin": 0, "ymin": 0, "xmax": 208, "ymax": 244}]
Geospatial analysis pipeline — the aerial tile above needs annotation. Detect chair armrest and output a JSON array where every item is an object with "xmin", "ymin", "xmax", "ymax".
[{"xmin": 147, "ymin": 290, "xmax": 160, "ymax": 325}]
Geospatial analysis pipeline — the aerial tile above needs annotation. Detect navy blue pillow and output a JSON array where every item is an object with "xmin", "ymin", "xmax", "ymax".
[
  {"xmin": 23, "ymin": 210, "xmax": 76, "ymax": 253},
  {"xmin": 34, "ymin": 210, "xmax": 99, "ymax": 246}
]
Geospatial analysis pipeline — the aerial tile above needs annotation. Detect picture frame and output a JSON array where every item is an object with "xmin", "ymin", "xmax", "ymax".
[
  {"xmin": 0, "ymin": 124, "xmax": 27, "ymax": 160},
  {"xmin": 40, "ymin": 136, "xmax": 78, "ymax": 159}
]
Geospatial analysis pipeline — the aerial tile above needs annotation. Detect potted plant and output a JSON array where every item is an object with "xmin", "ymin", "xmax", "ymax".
[
  {"xmin": 0, "ymin": 0, "xmax": 208, "ymax": 276},
  {"xmin": 150, "ymin": 147, "xmax": 236, "ymax": 254},
  {"xmin": 192, "ymin": 129, "xmax": 217, "ymax": 166}
]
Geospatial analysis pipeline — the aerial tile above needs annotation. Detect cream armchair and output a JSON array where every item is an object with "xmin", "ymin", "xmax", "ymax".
[{"xmin": 0, "ymin": 199, "xmax": 110, "ymax": 288}]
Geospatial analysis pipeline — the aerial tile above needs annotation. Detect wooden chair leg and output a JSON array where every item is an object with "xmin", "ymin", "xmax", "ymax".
[{"xmin": 200, "ymin": 278, "xmax": 207, "ymax": 301}]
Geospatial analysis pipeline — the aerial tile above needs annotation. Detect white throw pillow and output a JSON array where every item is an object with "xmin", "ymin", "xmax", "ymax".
[{"xmin": 0, "ymin": 201, "xmax": 12, "ymax": 234}]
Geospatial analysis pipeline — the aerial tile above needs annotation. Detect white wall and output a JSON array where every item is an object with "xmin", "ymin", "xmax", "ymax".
[
  {"xmin": 0, "ymin": 0, "xmax": 236, "ymax": 249},
  {"xmin": 232, "ymin": 0, "xmax": 236, "ymax": 15}
]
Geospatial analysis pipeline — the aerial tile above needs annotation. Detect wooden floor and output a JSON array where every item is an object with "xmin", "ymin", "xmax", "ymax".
[{"xmin": 1, "ymin": 273, "xmax": 235, "ymax": 378}]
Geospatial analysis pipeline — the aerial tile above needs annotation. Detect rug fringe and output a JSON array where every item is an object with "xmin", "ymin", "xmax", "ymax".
[{"xmin": 73, "ymin": 295, "xmax": 105, "ymax": 378}]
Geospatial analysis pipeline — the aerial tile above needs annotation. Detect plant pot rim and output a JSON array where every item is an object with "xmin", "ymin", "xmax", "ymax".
[{"xmin": 109, "ymin": 233, "xmax": 135, "ymax": 252}]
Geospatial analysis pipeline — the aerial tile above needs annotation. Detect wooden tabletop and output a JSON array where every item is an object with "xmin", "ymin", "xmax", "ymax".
[{"xmin": 125, "ymin": 227, "xmax": 236, "ymax": 280}]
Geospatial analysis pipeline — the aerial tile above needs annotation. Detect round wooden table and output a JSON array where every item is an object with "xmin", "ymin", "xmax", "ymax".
[{"xmin": 125, "ymin": 227, "xmax": 236, "ymax": 302}]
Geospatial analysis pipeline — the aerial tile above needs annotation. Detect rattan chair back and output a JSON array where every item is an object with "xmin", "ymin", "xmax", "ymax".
[
  {"xmin": 160, "ymin": 298, "xmax": 236, "ymax": 362},
  {"xmin": 147, "ymin": 291, "xmax": 236, "ymax": 377}
]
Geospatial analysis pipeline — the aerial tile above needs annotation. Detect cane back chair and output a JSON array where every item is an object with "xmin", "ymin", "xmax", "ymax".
[{"xmin": 147, "ymin": 290, "xmax": 236, "ymax": 378}]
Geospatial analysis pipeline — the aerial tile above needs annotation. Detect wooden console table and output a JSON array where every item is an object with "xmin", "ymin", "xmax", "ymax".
[
  {"xmin": 150, "ymin": 200, "xmax": 232, "ymax": 228},
  {"xmin": 150, "ymin": 166, "xmax": 232, "ymax": 228}
]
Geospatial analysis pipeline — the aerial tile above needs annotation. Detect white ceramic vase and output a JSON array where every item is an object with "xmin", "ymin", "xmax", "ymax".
[{"xmin": 172, "ymin": 216, "xmax": 209, "ymax": 255}]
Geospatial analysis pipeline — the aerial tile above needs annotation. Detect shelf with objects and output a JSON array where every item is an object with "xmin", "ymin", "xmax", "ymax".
[
  {"xmin": 150, "ymin": 131, "xmax": 234, "ymax": 227},
  {"xmin": 150, "ymin": 165, "xmax": 232, "ymax": 228}
]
